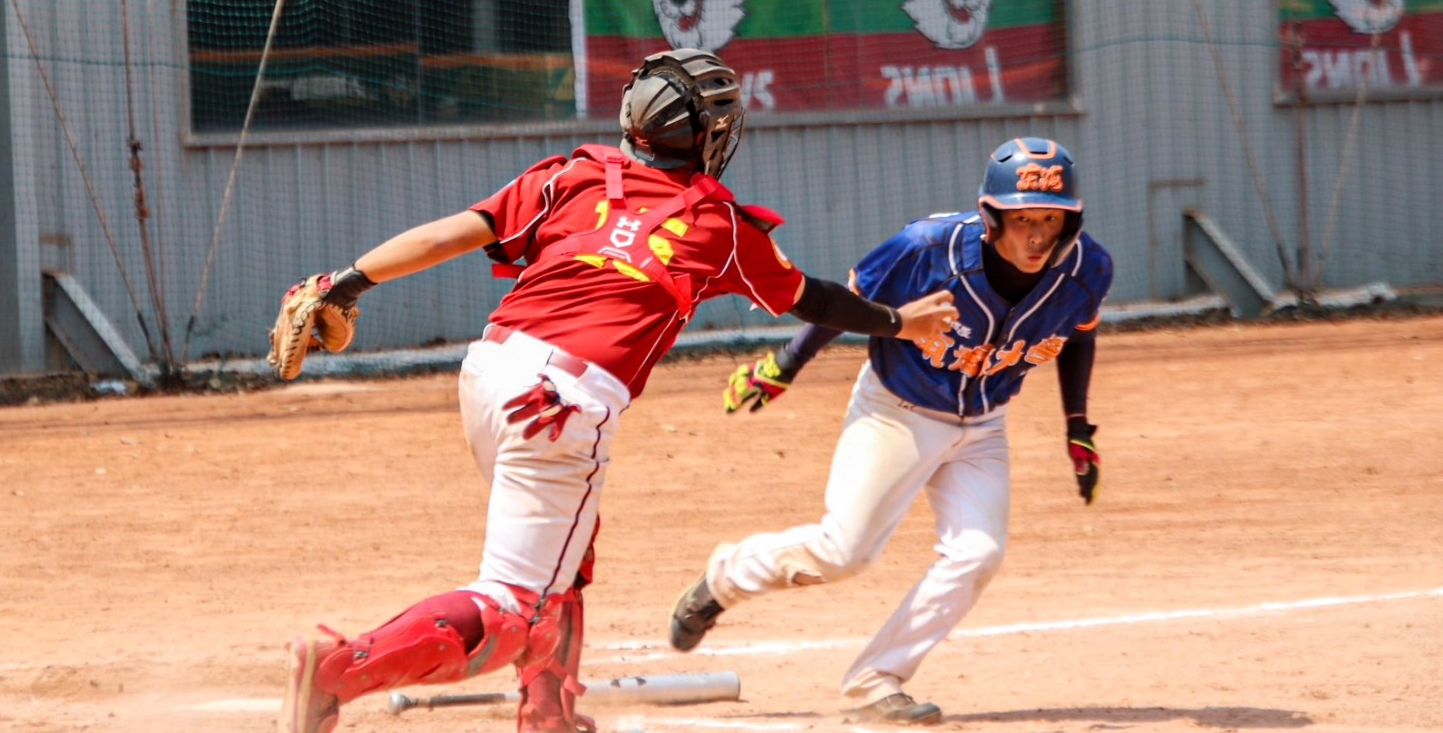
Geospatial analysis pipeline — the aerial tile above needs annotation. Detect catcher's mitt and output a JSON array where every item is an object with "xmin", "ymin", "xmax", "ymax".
[{"xmin": 266, "ymin": 272, "xmax": 359, "ymax": 380}]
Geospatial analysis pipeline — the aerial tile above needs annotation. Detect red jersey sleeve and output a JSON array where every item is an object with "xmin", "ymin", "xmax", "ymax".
[
  {"xmin": 725, "ymin": 217, "xmax": 805, "ymax": 316},
  {"xmin": 469, "ymin": 154, "xmax": 569, "ymax": 264}
]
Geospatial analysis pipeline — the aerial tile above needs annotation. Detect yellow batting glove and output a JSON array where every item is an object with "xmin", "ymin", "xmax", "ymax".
[{"xmin": 723, "ymin": 352, "xmax": 793, "ymax": 413}]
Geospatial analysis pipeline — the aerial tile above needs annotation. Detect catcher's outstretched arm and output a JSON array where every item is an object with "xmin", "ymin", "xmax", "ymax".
[
  {"xmin": 789, "ymin": 275, "xmax": 956, "ymax": 341},
  {"xmin": 789, "ymin": 275, "xmax": 899, "ymax": 335},
  {"xmin": 267, "ymin": 210, "xmax": 496, "ymax": 381},
  {"xmin": 353, "ymin": 210, "xmax": 497, "ymax": 283}
]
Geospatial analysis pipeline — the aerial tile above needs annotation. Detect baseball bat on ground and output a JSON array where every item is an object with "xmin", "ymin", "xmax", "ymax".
[{"xmin": 386, "ymin": 670, "xmax": 741, "ymax": 715}]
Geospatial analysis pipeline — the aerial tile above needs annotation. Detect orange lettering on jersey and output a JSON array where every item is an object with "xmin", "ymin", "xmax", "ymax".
[
  {"xmin": 1016, "ymin": 163, "xmax": 1065, "ymax": 193},
  {"xmin": 914, "ymin": 331, "xmax": 956, "ymax": 369},
  {"xmin": 949, "ymin": 344, "xmax": 992, "ymax": 377},
  {"xmin": 984, "ymin": 339, "xmax": 1025, "ymax": 376},
  {"xmin": 1025, "ymin": 336, "xmax": 1066, "ymax": 365}
]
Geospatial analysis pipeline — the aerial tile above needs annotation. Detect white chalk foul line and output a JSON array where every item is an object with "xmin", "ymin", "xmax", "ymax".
[
  {"xmin": 590, "ymin": 586, "xmax": 1443, "ymax": 663},
  {"xmin": 615, "ymin": 716, "xmax": 803, "ymax": 731},
  {"xmin": 615, "ymin": 715, "xmax": 927, "ymax": 732},
  {"xmin": 184, "ymin": 586, "xmax": 1442, "ymax": 714}
]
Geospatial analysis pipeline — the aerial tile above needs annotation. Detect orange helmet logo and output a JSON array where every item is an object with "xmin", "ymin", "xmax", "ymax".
[{"xmin": 1015, "ymin": 163, "xmax": 1065, "ymax": 193}]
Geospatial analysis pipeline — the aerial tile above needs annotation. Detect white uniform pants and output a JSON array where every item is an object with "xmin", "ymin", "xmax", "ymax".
[
  {"xmin": 707, "ymin": 361, "xmax": 1011, "ymax": 707},
  {"xmin": 455, "ymin": 328, "xmax": 631, "ymax": 614}
]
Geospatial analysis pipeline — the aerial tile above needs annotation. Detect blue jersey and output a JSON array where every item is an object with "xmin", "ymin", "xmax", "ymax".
[{"xmin": 852, "ymin": 211, "xmax": 1113, "ymax": 417}]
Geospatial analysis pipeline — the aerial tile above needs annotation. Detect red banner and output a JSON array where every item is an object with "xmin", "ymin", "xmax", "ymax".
[
  {"xmin": 584, "ymin": 24, "xmax": 1065, "ymax": 117},
  {"xmin": 1278, "ymin": 13, "xmax": 1443, "ymax": 96}
]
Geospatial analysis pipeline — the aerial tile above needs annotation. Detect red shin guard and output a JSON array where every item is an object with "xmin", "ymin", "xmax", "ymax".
[{"xmin": 516, "ymin": 588, "xmax": 593, "ymax": 733}]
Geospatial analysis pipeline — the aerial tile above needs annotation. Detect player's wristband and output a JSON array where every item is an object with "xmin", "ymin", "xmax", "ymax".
[{"xmin": 323, "ymin": 266, "xmax": 377, "ymax": 310}]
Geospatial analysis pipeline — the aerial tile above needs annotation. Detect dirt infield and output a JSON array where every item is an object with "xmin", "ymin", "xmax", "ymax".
[{"xmin": 2, "ymin": 315, "xmax": 1441, "ymax": 733}]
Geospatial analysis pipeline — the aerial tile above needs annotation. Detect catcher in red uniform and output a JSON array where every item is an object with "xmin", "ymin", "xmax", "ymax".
[{"xmin": 273, "ymin": 48, "xmax": 958, "ymax": 733}]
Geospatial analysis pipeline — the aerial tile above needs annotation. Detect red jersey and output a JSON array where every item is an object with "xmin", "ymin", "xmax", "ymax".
[{"xmin": 475, "ymin": 145, "xmax": 804, "ymax": 397}]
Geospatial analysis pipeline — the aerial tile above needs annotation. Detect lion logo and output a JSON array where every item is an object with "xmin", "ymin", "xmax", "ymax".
[
  {"xmin": 902, "ymin": 0, "xmax": 993, "ymax": 50},
  {"xmin": 1328, "ymin": 0, "xmax": 1406, "ymax": 35},
  {"xmin": 653, "ymin": 0, "xmax": 746, "ymax": 53}
]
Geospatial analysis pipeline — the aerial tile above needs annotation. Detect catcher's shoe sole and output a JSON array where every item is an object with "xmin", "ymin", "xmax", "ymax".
[{"xmin": 280, "ymin": 636, "xmax": 340, "ymax": 733}]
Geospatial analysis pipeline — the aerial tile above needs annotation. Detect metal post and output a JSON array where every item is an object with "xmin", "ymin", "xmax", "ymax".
[
  {"xmin": 0, "ymin": 0, "xmax": 46, "ymax": 374},
  {"xmin": 1290, "ymin": 21, "xmax": 1315, "ymax": 304}
]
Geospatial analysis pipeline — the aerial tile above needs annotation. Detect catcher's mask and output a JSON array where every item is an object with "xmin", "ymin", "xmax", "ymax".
[
  {"xmin": 619, "ymin": 48, "xmax": 744, "ymax": 179},
  {"xmin": 978, "ymin": 137, "xmax": 1084, "ymax": 249}
]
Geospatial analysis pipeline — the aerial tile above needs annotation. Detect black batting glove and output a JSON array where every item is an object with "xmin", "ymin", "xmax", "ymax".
[{"xmin": 1067, "ymin": 418, "xmax": 1100, "ymax": 505}]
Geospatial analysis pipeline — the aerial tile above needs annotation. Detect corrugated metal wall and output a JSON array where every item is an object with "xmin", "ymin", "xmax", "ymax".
[{"xmin": 3, "ymin": 0, "xmax": 1441, "ymax": 375}]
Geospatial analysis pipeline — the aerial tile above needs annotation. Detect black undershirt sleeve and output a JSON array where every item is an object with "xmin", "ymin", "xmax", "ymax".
[
  {"xmin": 774, "ymin": 322, "xmax": 844, "ymax": 375},
  {"xmin": 1057, "ymin": 328, "xmax": 1097, "ymax": 424},
  {"xmin": 787, "ymin": 275, "xmax": 903, "ymax": 337}
]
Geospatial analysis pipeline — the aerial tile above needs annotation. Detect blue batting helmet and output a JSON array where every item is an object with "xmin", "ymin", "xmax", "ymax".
[{"xmin": 978, "ymin": 137, "xmax": 1084, "ymax": 246}]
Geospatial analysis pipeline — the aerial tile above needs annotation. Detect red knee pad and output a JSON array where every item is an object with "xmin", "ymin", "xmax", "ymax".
[
  {"xmin": 316, "ymin": 590, "xmax": 535, "ymax": 702},
  {"xmin": 465, "ymin": 589, "xmax": 547, "ymax": 677}
]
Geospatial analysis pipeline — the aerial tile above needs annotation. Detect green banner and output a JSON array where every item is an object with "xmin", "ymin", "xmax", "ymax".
[
  {"xmin": 1279, "ymin": 0, "xmax": 1443, "ymax": 22},
  {"xmin": 586, "ymin": 0, "xmax": 1060, "ymax": 38}
]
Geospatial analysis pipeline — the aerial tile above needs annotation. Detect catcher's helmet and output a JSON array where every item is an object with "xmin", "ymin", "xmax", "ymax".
[
  {"xmin": 619, "ymin": 48, "xmax": 744, "ymax": 179},
  {"xmin": 978, "ymin": 137, "xmax": 1084, "ymax": 246}
]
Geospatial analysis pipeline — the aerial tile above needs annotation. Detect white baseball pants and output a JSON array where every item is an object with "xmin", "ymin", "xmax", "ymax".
[
  {"xmin": 707, "ymin": 361, "xmax": 1011, "ymax": 707},
  {"xmin": 456, "ymin": 327, "xmax": 630, "ymax": 614}
]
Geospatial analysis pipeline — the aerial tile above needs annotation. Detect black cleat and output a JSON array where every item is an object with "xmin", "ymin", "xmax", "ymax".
[
  {"xmin": 845, "ymin": 693, "xmax": 943, "ymax": 726},
  {"xmin": 669, "ymin": 572, "xmax": 725, "ymax": 652}
]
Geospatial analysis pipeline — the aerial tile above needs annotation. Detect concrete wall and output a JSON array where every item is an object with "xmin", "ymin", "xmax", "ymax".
[{"xmin": 2, "ymin": 0, "xmax": 1439, "ymax": 375}]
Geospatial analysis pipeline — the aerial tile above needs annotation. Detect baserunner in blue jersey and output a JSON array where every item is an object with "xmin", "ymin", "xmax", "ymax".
[{"xmin": 669, "ymin": 138, "xmax": 1114, "ymax": 726}]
